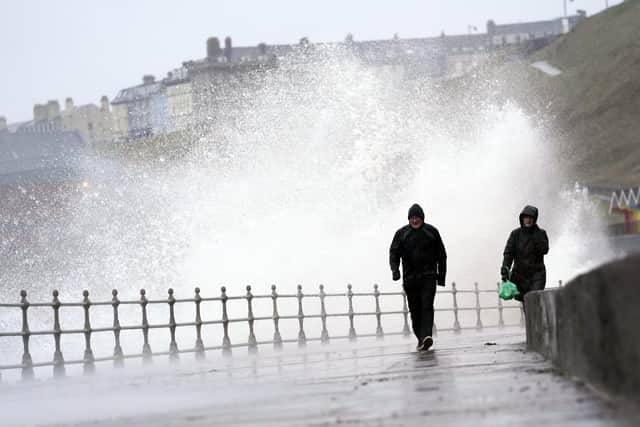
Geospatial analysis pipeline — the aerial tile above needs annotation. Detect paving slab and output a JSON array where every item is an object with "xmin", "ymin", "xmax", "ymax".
[{"xmin": 1, "ymin": 329, "xmax": 638, "ymax": 426}]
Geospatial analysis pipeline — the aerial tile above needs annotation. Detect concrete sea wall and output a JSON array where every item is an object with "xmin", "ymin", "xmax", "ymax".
[{"xmin": 525, "ymin": 254, "xmax": 640, "ymax": 397}]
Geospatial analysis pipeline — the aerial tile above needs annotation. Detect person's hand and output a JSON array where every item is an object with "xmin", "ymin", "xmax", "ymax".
[
  {"xmin": 437, "ymin": 276, "xmax": 446, "ymax": 287},
  {"xmin": 392, "ymin": 270, "xmax": 401, "ymax": 281},
  {"xmin": 500, "ymin": 266, "xmax": 510, "ymax": 282}
]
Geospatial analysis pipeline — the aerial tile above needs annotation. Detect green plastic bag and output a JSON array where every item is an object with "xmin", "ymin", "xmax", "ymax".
[{"xmin": 499, "ymin": 280, "xmax": 520, "ymax": 300}]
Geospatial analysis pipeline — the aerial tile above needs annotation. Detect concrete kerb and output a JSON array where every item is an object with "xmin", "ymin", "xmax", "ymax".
[{"xmin": 525, "ymin": 253, "xmax": 640, "ymax": 399}]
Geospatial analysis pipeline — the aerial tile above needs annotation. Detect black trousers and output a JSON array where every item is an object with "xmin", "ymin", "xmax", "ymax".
[
  {"xmin": 512, "ymin": 268, "xmax": 546, "ymax": 303},
  {"xmin": 403, "ymin": 278, "xmax": 437, "ymax": 342}
]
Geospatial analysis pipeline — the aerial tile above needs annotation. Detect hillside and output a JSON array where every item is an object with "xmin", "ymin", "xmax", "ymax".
[{"xmin": 528, "ymin": 0, "xmax": 640, "ymax": 186}]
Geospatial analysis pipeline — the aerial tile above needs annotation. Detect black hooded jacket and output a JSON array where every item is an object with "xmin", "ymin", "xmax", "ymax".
[
  {"xmin": 502, "ymin": 205, "xmax": 549, "ymax": 277},
  {"xmin": 390, "ymin": 222, "xmax": 447, "ymax": 285}
]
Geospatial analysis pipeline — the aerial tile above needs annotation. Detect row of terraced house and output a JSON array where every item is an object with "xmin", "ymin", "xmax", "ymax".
[{"xmin": 1, "ymin": 13, "xmax": 585, "ymax": 144}]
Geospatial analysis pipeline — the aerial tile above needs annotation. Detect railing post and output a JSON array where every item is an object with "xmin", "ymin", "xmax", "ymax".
[
  {"xmin": 433, "ymin": 281, "xmax": 438, "ymax": 336},
  {"xmin": 20, "ymin": 290, "xmax": 34, "ymax": 380},
  {"xmin": 558, "ymin": 280, "xmax": 563, "ymax": 288},
  {"xmin": 140, "ymin": 289, "xmax": 152, "ymax": 363},
  {"xmin": 497, "ymin": 282, "xmax": 505, "ymax": 328},
  {"xmin": 168, "ymin": 288, "xmax": 179, "ymax": 362},
  {"xmin": 319, "ymin": 284, "xmax": 329, "ymax": 344},
  {"xmin": 374, "ymin": 284, "xmax": 384, "ymax": 340},
  {"xmin": 246, "ymin": 285, "xmax": 258, "ymax": 353},
  {"xmin": 347, "ymin": 284, "xmax": 356, "ymax": 341},
  {"xmin": 82, "ymin": 290, "xmax": 95, "ymax": 375},
  {"xmin": 221, "ymin": 286, "xmax": 231, "ymax": 355},
  {"xmin": 452, "ymin": 282, "xmax": 461, "ymax": 333},
  {"xmin": 401, "ymin": 288, "xmax": 411, "ymax": 337},
  {"xmin": 52, "ymin": 290, "xmax": 65, "ymax": 377},
  {"xmin": 112, "ymin": 289, "xmax": 124, "ymax": 368},
  {"xmin": 296, "ymin": 285, "xmax": 307, "ymax": 347},
  {"xmin": 271, "ymin": 285, "xmax": 283, "ymax": 350},
  {"xmin": 474, "ymin": 282, "xmax": 483, "ymax": 331},
  {"xmin": 194, "ymin": 287, "xmax": 205, "ymax": 360}
]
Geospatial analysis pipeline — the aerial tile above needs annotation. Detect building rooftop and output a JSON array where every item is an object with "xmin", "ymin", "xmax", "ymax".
[
  {"xmin": 111, "ymin": 81, "xmax": 163, "ymax": 105},
  {"xmin": 492, "ymin": 14, "xmax": 585, "ymax": 36},
  {"xmin": 162, "ymin": 67, "xmax": 190, "ymax": 86}
]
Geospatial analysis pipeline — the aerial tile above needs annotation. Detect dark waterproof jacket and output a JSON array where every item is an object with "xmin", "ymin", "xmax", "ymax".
[
  {"xmin": 502, "ymin": 205, "xmax": 549, "ymax": 293},
  {"xmin": 390, "ymin": 224, "xmax": 447, "ymax": 285}
]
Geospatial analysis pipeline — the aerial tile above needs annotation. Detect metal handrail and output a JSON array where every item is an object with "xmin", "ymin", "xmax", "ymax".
[{"xmin": 0, "ymin": 281, "xmax": 537, "ymax": 381}]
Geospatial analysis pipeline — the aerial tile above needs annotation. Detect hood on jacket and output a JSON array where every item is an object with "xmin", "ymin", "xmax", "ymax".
[
  {"xmin": 408, "ymin": 203, "xmax": 425, "ymax": 220},
  {"xmin": 519, "ymin": 205, "xmax": 539, "ymax": 227}
]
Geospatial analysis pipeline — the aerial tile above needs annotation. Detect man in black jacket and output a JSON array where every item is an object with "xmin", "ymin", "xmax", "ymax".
[
  {"xmin": 390, "ymin": 203, "xmax": 447, "ymax": 351},
  {"xmin": 501, "ymin": 205, "xmax": 549, "ymax": 303}
]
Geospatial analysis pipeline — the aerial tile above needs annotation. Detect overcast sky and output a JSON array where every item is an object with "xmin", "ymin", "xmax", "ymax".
[{"xmin": 0, "ymin": 0, "xmax": 622, "ymax": 122}]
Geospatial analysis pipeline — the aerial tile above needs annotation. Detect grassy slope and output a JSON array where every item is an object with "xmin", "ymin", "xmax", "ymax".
[{"xmin": 529, "ymin": 0, "xmax": 640, "ymax": 185}]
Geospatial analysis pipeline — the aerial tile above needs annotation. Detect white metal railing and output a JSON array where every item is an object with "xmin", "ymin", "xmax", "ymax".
[{"xmin": 0, "ymin": 282, "xmax": 534, "ymax": 381}]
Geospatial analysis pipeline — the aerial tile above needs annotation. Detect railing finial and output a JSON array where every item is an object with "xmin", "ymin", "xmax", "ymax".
[
  {"xmin": 140, "ymin": 288, "xmax": 152, "ymax": 363},
  {"xmin": 296, "ymin": 284, "xmax": 306, "ymax": 347},
  {"xmin": 52, "ymin": 289, "xmax": 65, "ymax": 377},
  {"xmin": 168, "ymin": 288, "xmax": 179, "ymax": 362},
  {"xmin": 112, "ymin": 288, "xmax": 124, "ymax": 368},
  {"xmin": 497, "ymin": 282, "xmax": 505, "ymax": 328},
  {"xmin": 82, "ymin": 289, "xmax": 95, "ymax": 375},
  {"xmin": 319, "ymin": 284, "xmax": 329, "ymax": 344},
  {"xmin": 20, "ymin": 290, "xmax": 33, "ymax": 380},
  {"xmin": 374, "ymin": 284, "xmax": 384, "ymax": 339},
  {"xmin": 452, "ymin": 282, "xmax": 461, "ymax": 333},
  {"xmin": 271, "ymin": 284, "xmax": 283, "ymax": 350},
  {"xmin": 401, "ymin": 287, "xmax": 411, "ymax": 336},
  {"xmin": 246, "ymin": 285, "xmax": 258, "ymax": 353},
  {"xmin": 347, "ymin": 284, "xmax": 356, "ymax": 341},
  {"xmin": 221, "ymin": 286, "xmax": 231, "ymax": 355},
  {"xmin": 474, "ymin": 282, "xmax": 483, "ymax": 331},
  {"xmin": 194, "ymin": 287, "xmax": 205, "ymax": 360}
]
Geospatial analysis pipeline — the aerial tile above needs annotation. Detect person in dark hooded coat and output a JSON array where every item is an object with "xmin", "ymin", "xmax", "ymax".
[
  {"xmin": 501, "ymin": 205, "xmax": 549, "ymax": 303},
  {"xmin": 390, "ymin": 204, "xmax": 447, "ymax": 351}
]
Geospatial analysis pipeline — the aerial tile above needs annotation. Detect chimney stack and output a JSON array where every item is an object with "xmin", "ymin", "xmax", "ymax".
[
  {"xmin": 0, "ymin": 116, "xmax": 7, "ymax": 131},
  {"xmin": 142, "ymin": 74, "xmax": 155, "ymax": 85},
  {"xmin": 100, "ymin": 95, "xmax": 110, "ymax": 112},
  {"xmin": 46, "ymin": 100, "xmax": 60, "ymax": 119},
  {"xmin": 224, "ymin": 36, "xmax": 233, "ymax": 62},
  {"xmin": 207, "ymin": 37, "xmax": 221, "ymax": 59},
  {"xmin": 33, "ymin": 104, "xmax": 47, "ymax": 121},
  {"xmin": 487, "ymin": 20, "xmax": 496, "ymax": 36},
  {"xmin": 65, "ymin": 97, "xmax": 74, "ymax": 111},
  {"xmin": 258, "ymin": 42, "xmax": 267, "ymax": 56}
]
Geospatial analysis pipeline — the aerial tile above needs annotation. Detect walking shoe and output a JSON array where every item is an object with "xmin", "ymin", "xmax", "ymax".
[{"xmin": 419, "ymin": 336, "xmax": 433, "ymax": 351}]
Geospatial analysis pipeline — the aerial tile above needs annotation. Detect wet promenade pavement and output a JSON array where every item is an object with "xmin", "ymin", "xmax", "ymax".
[{"xmin": 2, "ymin": 329, "xmax": 639, "ymax": 426}]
